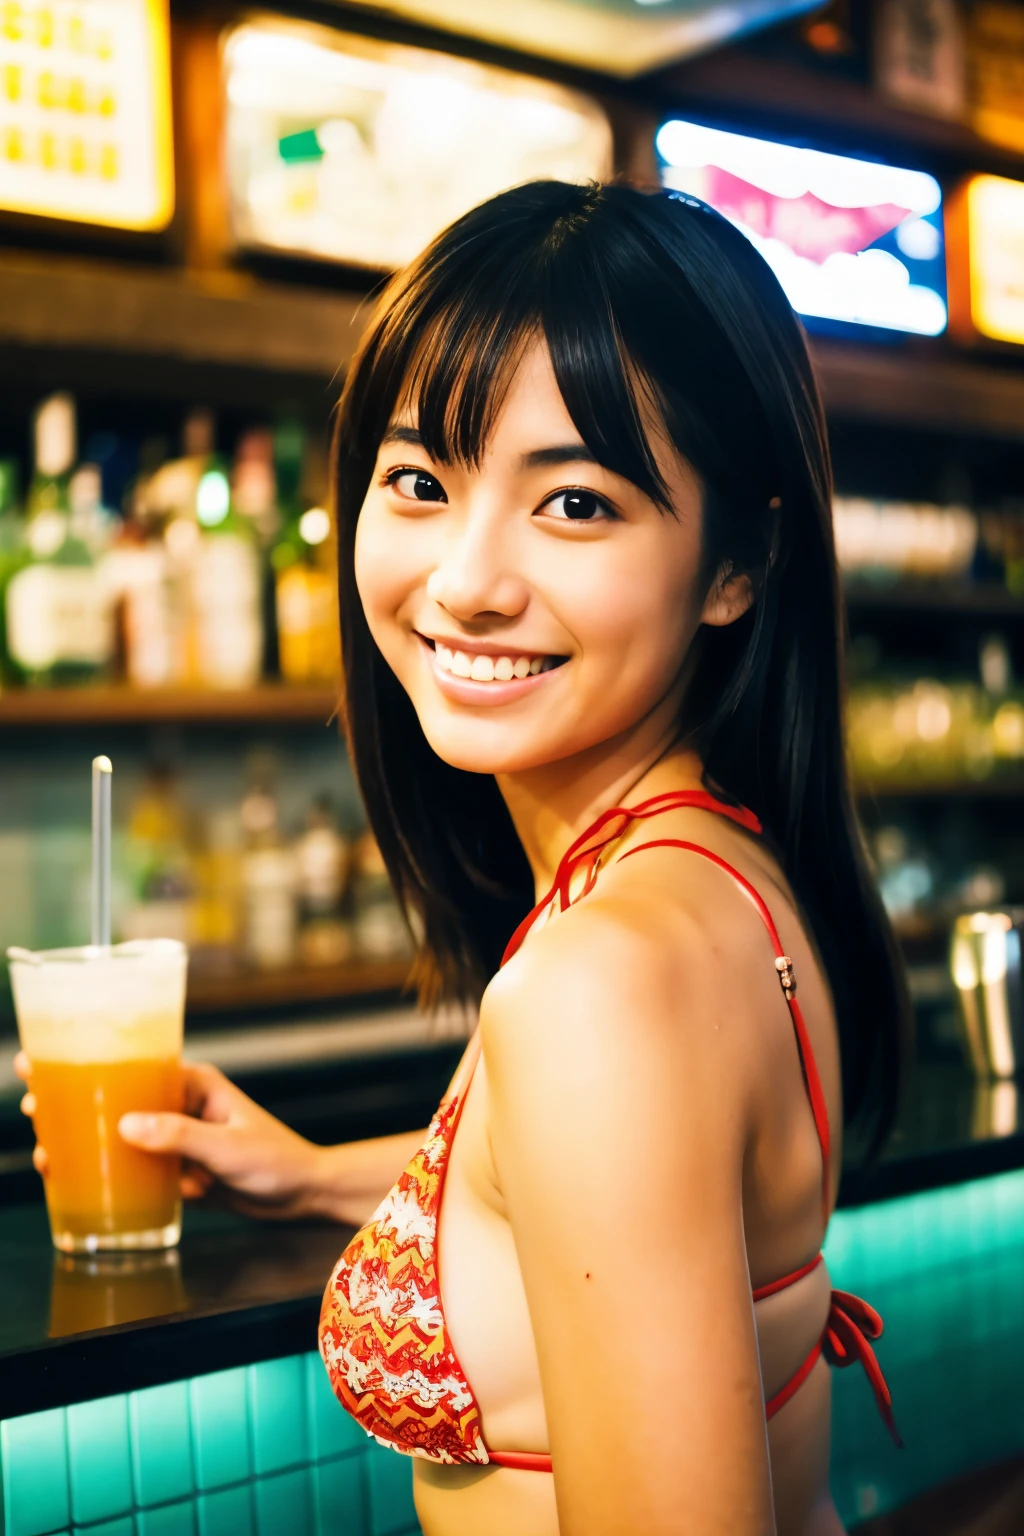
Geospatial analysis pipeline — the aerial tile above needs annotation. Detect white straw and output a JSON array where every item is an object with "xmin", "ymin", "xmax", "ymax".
[{"xmin": 91, "ymin": 756, "xmax": 112, "ymax": 948}]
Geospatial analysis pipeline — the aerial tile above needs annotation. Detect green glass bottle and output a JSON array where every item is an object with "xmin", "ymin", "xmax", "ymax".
[
  {"xmin": 191, "ymin": 457, "xmax": 264, "ymax": 689},
  {"xmin": 6, "ymin": 394, "xmax": 114, "ymax": 686},
  {"xmin": 0, "ymin": 459, "xmax": 28, "ymax": 687}
]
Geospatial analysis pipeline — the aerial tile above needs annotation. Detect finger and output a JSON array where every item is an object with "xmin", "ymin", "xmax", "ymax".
[
  {"xmin": 119, "ymin": 1110, "xmax": 226, "ymax": 1163},
  {"xmin": 20, "ymin": 1092, "xmax": 36, "ymax": 1118},
  {"xmin": 180, "ymin": 1172, "xmax": 211, "ymax": 1201},
  {"xmin": 181, "ymin": 1061, "xmax": 238, "ymax": 1120},
  {"xmin": 182, "ymin": 1160, "xmax": 214, "ymax": 1192},
  {"xmin": 32, "ymin": 1144, "xmax": 49, "ymax": 1176},
  {"xmin": 14, "ymin": 1051, "xmax": 30, "ymax": 1082}
]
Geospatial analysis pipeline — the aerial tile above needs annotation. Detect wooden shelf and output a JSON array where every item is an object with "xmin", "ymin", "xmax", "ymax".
[
  {"xmin": 3, "ymin": 249, "xmax": 1024, "ymax": 442},
  {"xmin": 186, "ymin": 958, "xmax": 412, "ymax": 1016},
  {"xmin": 0, "ymin": 684, "xmax": 341, "ymax": 726},
  {"xmin": 812, "ymin": 339, "xmax": 1024, "ymax": 441},
  {"xmin": 845, "ymin": 581, "xmax": 1024, "ymax": 618},
  {"xmin": 0, "ymin": 251, "xmax": 364, "ymax": 379},
  {"xmin": 856, "ymin": 778, "xmax": 1024, "ymax": 800}
]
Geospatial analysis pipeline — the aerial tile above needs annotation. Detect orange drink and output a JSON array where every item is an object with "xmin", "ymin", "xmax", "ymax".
[{"xmin": 8, "ymin": 939, "xmax": 187, "ymax": 1252}]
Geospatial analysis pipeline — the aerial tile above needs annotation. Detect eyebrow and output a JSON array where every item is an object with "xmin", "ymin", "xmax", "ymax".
[
  {"xmin": 519, "ymin": 443, "xmax": 599, "ymax": 471},
  {"xmin": 380, "ymin": 425, "xmax": 424, "ymax": 448},
  {"xmin": 379, "ymin": 425, "xmax": 602, "ymax": 474}
]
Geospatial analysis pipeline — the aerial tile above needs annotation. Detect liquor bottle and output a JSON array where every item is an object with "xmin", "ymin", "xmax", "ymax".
[
  {"xmin": 27, "ymin": 392, "xmax": 75, "ymax": 519},
  {"xmin": 190, "ymin": 457, "xmax": 264, "ymax": 690},
  {"xmin": 107, "ymin": 414, "xmax": 206, "ymax": 689},
  {"xmin": 0, "ymin": 459, "xmax": 27, "ymax": 686},
  {"xmin": 351, "ymin": 830, "xmax": 411, "ymax": 961},
  {"xmin": 240, "ymin": 773, "xmax": 297, "ymax": 970},
  {"xmin": 5, "ymin": 395, "xmax": 114, "ymax": 685},
  {"xmin": 104, "ymin": 509, "xmax": 187, "ymax": 689},
  {"xmin": 295, "ymin": 798, "xmax": 352, "ymax": 967},
  {"xmin": 68, "ymin": 463, "xmax": 118, "ymax": 557},
  {"xmin": 232, "ymin": 427, "xmax": 280, "ymax": 681},
  {"xmin": 271, "ymin": 426, "xmax": 339, "ymax": 685},
  {"xmin": 232, "ymin": 428, "xmax": 279, "ymax": 546},
  {"xmin": 121, "ymin": 765, "xmax": 195, "ymax": 945},
  {"xmin": 190, "ymin": 806, "xmax": 243, "ymax": 976}
]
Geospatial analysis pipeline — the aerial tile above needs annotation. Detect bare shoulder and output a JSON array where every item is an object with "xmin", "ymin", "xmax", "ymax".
[{"xmin": 481, "ymin": 865, "xmax": 768, "ymax": 1126}]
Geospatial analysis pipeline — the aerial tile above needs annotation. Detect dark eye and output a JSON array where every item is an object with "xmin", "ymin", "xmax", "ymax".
[
  {"xmin": 544, "ymin": 490, "xmax": 613, "ymax": 522},
  {"xmin": 389, "ymin": 470, "xmax": 447, "ymax": 503}
]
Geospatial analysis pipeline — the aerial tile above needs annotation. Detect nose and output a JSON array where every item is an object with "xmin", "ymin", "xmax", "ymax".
[{"xmin": 426, "ymin": 511, "xmax": 528, "ymax": 622}]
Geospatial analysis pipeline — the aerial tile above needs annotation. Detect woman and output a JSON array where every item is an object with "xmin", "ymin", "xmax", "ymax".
[{"xmin": 20, "ymin": 181, "xmax": 909, "ymax": 1535}]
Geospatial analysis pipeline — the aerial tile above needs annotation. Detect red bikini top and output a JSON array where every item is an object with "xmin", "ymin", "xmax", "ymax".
[{"xmin": 318, "ymin": 790, "xmax": 900, "ymax": 1473}]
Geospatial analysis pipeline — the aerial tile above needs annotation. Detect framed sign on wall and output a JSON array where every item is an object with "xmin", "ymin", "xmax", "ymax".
[
  {"xmin": 221, "ymin": 20, "xmax": 612, "ymax": 272},
  {"xmin": 0, "ymin": 0, "xmax": 174, "ymax": 230},
  {"xmin": 947, "ymin": 173, "xmax": 1024, "ymax": 348}
]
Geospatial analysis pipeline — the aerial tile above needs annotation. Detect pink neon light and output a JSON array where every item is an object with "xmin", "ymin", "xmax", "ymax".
[{"xmin": 704, "ymin": 167, "xmax": 912, "ymax": 263}]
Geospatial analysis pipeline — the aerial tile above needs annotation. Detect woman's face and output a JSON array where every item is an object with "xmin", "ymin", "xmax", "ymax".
[{"xmin": 355, "ymin": 339, "xmax": 747, "ymax": 776}]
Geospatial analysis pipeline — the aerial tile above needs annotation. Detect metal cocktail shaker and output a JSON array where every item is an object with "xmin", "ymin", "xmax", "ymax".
[{"xmin": 951, "ymin": 911, "xmax": 1024, "ymax": 1079}]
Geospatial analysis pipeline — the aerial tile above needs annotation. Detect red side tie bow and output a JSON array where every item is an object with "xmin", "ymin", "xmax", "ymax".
[{"xmin": 825, "ymin": 1289, "xmax": 903, "ymax": 1448}]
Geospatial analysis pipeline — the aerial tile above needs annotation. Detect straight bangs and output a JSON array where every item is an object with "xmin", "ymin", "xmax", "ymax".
[{"xmin": 359, "ymin": 234, "xmax": 671, "ymax": 516}]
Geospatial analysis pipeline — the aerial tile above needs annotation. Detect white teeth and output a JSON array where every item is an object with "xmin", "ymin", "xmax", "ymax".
[{"xmin": 432, "ymin": 642, "xmax": 554, "ymax": 682}]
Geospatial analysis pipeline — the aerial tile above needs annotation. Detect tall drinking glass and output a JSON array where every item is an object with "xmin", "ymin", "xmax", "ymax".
[{"xmin": 8, "ymin": 939, "xmax": 187, "ymax": 1252}]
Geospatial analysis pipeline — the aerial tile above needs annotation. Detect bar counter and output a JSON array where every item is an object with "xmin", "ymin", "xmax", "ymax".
[{"xmin": 3, "ymin": 1015, "xmax": 1024, "ymax": 1535}]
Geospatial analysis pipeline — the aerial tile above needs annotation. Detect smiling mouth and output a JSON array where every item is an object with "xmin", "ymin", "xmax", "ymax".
[{"xmin": 419, "ymin": 636, "xmax": 568, "ymax": 683}]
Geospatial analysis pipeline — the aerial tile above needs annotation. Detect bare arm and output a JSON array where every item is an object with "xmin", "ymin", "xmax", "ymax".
[
  {"xmin": 15, "ymin": 1051, "xmax": 422, "ymax": 1226},
  {"xmin": 483, "ymin": 898, "xmax": 775, "ymax": 1536},
  {"xmin": 304, "ymin": 1128, "xmax": 427, "ymax": 1225}
]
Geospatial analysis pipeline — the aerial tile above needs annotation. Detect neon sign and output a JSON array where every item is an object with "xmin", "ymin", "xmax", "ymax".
[
  {"xmin": 954, "ymin": 173, "xmax": 1024, "ymax": 346},
  {"xmin": 657, "ymin": 119, "xmax": 947, "ymax": 337}
]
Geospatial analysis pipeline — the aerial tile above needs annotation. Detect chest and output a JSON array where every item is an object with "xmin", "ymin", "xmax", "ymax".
[{"xmin": 436, "ymin": 1055, "xmax": 549, "ymax": 1447}]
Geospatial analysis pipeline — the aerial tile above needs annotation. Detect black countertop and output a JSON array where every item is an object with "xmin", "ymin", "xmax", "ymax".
[
  {"xmin": 0, "ymin": 1202, "xmax": 355, "ymax": 1420},
  {"xmin": 838, "ymin": 1059, "xmax": 1024, "ymax": 1205},
  {"xmin": 4, "ymin": 1014, "xmax": 1024, "ymax": 1420}
]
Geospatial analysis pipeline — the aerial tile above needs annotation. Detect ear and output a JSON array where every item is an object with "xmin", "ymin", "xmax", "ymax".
[{"xmin": 700, "ymin": 566, "xmax": 754, "ymax": 628}]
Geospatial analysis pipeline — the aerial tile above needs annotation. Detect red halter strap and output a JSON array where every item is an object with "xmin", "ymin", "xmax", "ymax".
[
  {"xmin": 616, "ymin": 838, "xmax": 832, "ymax": 1228},
  {"xmin": 500, "ymin": 790, "xmax": 832, "ymax": 1229},
  {"xmin": 501, "ymin": 791, "xmax": 762, "ymax": 966}
]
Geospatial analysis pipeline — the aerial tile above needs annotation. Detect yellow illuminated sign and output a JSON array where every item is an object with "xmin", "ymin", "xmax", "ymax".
[
  {"xmin": 966, "ymin": 174, "xmax": 1024, "ymax": 346},
  {"xmin": 0, "ymin": 0, "xmax": 173, "ymax": 230}
]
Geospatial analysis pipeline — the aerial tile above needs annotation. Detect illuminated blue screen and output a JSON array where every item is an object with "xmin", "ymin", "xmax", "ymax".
[{"xmin": 657, "ymin": 118, "xmax": 947, "ymax": 337}]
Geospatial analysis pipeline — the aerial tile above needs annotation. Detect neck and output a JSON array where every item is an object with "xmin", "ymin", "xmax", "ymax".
[{"xmin": 496, "ymin": 713, "xmax": 706, "ymax": 897}]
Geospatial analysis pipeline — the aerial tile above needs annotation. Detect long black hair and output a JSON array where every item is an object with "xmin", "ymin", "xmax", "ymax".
[{"xmin": 332, "ymin": 180, "xmax": 911, "ymax": 1162}]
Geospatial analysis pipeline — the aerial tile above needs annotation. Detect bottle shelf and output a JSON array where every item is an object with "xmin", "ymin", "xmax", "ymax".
[
  {"xmin": 845, "ymin": 582, "xmax": 1024, "ymax": 619},
  {"xmin": 186, "ymin": 957, "xmax": 412, "ymax": 1016},
  {"xmin": 856, "ymin": 778, "xmax": 1024, "ymax": 800},
  {"xmin": 0, "ymin": 251, "xmax": 362, "ymax": 382},
  {"xmin": 0, "ymin": 683, "xmax": 341, "ymax": 727},
  {"xmin": 3, "ymin": 251, "xmax": 1024, "ymax": 442}
]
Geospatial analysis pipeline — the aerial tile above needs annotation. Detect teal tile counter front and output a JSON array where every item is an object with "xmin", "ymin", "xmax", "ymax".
[
  {"xmin": 825, "ymin": 1167, "xmax": 1024, "ymax": 1526},
  {"xmin": 4, "ymin": 1168, "xmax": 1024, "ymax": 1534},
  {"xmin": 0, "ymin": 1354, "xmax": 419, "ymax": 1536}
]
